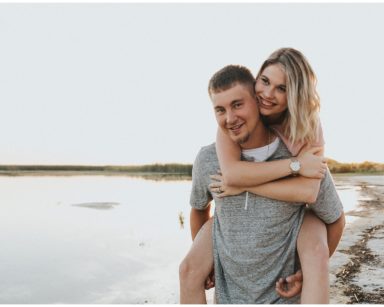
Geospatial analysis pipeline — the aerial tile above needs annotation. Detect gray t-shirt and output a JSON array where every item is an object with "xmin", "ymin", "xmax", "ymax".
[{"xmin": 190, "ymin": 141, "xmax": 343, "ymax": 304}]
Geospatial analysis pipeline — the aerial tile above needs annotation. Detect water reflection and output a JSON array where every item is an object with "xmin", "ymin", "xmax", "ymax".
[
  {"xmin": 72, "ymin": 202, "xmax": 120, "ymax": 210},
  {"xmin": 125, "ymin": 173, "xmax": 191, "ymax": 182}
]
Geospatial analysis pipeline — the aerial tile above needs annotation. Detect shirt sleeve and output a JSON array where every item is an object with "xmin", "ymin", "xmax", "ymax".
[
  {"xmin": 309, "ymin": 168, "xmax": 343, "ymax": 224},
  {"xmin": 190, "ymin": 148, "xmax": 213, "ymax": 210}
]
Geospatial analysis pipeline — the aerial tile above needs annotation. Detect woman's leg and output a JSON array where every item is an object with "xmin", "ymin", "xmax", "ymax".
[
  {"xmin": 179, "ymin": 217, "xmax": 214, "ymax": 304},
  {"xmin": 297, "ymin": 210, "xmax": 329, "ymax": 303}
]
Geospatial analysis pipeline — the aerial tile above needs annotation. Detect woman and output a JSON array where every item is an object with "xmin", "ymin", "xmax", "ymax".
[{"xmin": 179, "ymin": 48, "xmax": 344, "ymax": 303}]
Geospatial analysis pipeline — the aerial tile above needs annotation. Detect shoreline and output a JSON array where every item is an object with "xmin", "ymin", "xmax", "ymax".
[{"xmin": 330, "ymin": 176, "xmax": 384, "ymax": 304}]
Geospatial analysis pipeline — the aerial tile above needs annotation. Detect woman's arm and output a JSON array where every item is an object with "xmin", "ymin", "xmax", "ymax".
[
  {"xmin": 216, "ymin": 128, "xmax": 326, "ymax": 187},
  {"xmin": 210, "ymin": 174, "xmax": 322, "ymax": 204},
  {"xmin": 247, "ymin": 177, "xmax": 322, "ymax": 204}
]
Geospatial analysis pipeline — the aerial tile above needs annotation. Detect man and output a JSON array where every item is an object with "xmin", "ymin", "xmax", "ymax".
[{"xmin": 188, "ymin": 65, "xmax": 344, "ymax": 303}]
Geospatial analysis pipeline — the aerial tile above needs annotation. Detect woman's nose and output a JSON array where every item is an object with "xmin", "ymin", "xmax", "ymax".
[{"xmin": 263, "ymin": 86, "xmax": 274, "ymax": 99}]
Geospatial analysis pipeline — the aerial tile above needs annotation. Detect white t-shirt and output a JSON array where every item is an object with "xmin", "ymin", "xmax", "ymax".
[{"xmin": 242, "ymin": 137, "xmax": 280, "ymax": 162}]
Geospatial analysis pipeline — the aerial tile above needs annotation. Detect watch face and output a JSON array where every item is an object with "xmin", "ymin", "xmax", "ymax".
[{"xmin": 291, "ymin": 161, "xmax": 300, "ymax": 172}]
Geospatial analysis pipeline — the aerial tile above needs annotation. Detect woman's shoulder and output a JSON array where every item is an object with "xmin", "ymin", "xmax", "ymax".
[{"xmin": 270, "ymin": 120, "xmax": 325, "ymax": 156}]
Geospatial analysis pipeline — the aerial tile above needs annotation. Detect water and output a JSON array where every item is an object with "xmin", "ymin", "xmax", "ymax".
[
  {"xmin": 0, "ymin": 174, "xmax": 382, "ymax": 303},
  {"xmin": 0, "ymin": 176, "xmax": 192, "ymax": 304},
  {"xmin": 333, "ymin": 174, "xmax": 383, "ymax": 223}
]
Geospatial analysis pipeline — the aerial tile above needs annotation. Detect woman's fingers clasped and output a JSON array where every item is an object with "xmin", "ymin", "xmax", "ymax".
[
  {"xmin": 209, "ymin": 174, "xmax": 224, "ymax": 194},
  {"xmin": 209, "ymin": 183, "xmax": 224, "ymax": 194}
]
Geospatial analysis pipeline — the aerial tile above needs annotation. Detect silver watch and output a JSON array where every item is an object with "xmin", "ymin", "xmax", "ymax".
[{"xmin": 289, "ymin": 158, "xmax": 301, "ymax": 176}]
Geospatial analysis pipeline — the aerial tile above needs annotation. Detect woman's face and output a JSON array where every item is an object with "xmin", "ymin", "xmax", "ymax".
[{"xmin": 255, "ymin": 64, "xmax": 288, "ymax": 120}]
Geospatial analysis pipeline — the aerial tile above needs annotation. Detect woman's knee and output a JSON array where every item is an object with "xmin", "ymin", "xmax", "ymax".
[{"xmin": 179, "ymin": 256, "xmax": 206, "ymax": 286}]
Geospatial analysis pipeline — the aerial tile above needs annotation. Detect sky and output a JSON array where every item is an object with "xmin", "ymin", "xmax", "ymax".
[{"xmin": 1, "ymin": 3, "xmax": 383, "ymax": 165}]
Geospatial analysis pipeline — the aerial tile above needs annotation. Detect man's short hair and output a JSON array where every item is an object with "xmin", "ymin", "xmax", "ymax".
[{"xmin": 208, "ymin": 65, "xmax": 255, "ymax": 97}]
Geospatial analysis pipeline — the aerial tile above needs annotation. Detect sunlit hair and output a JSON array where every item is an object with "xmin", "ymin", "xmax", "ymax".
[
  {"xmin": 256, "ymin": 48, "xmax": 320, "ymax": 146},
  {"xmin": 208, "ymin": 65, "xmax": 255, "ymax": 97}
]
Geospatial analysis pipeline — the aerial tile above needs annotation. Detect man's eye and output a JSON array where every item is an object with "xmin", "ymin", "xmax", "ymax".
[
  {"xmin": 234, "ymin": 103, "xmax": 242, "ymax": 108},
  {"xmin": 216, "ymin": 108, "xmax": 225, "ymax": 114}
]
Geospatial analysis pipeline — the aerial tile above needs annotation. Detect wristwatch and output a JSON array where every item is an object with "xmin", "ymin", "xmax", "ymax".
[{"xmin": 289, "ymin": 158, "xmax": 301, "ymax": 176}]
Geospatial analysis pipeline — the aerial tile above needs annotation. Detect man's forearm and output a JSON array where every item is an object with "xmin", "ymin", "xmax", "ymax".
[
  {"xmin": 246, "ymin": 176, "xmax": 321, "ymax": 204},
  {"xmin": 190, "ymin": 205, "xmax": 212, "ymax": 240},
  {"xmin": 326, "ymin": 213, "xmax": 346, "ymax": 257}
]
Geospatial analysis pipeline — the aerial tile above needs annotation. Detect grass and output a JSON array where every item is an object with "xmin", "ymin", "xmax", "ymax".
[
  {"xmin": 327, "ymin": 159, "xmax": 384, "ymax": 174},
  {"xmin": 0, "ymin": 163, "xmax": 191, "ymax": 174}
]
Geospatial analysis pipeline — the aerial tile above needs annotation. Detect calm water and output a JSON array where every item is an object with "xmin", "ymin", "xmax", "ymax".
[{"xmin": 0, "ymin": 174, "xmax": 382, "ymax": 303}]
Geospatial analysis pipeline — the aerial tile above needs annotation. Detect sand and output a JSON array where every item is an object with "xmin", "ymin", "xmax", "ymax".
[{"xmin": 330, "ymin": 176, "xmax": 384, "ymax": 304}]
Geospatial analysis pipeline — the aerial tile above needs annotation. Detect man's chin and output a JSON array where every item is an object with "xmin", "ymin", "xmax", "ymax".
[{"xmin": 230, "ymin": 134, "xmax": 250, "ymax": 146}]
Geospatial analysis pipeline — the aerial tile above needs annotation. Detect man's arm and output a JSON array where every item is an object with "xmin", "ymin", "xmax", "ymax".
[
  {"xmin": 325, "ymin": 212, "xmax": 345, "ymax": 256},
  {"xmin": 190, "ymin": 204, "xmax": 212, "ymax": 240}
]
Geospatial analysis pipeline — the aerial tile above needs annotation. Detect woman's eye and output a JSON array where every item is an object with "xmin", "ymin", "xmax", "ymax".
[
  {"xmin": 261, "ymin": 78, "xmax": 269, "ymax": 85},
  {"xmin": 278, "ymin": 86, "xmax": 286, "ymax": 93}
]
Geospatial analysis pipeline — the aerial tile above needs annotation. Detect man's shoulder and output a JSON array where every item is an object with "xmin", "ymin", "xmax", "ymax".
[
  {"xmin": 193, "ymin": 143, "xmax": 219, "ymax": 176},
  {"xmin": 268, "ymin": 136, "xmax": 292, "ymax": 160},
  {"xmin": 195, "ymin": 143, "xmax": 217, "ymax": 161}
]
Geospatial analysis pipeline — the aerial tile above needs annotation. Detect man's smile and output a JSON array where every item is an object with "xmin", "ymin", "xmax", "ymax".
[{"xmin": 228, "ymin": 123, "xmax": 244, "ymax": 134}]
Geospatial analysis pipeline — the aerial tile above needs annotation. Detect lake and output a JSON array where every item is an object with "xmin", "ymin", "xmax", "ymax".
[{"xmin": 0, "ymin": 174, "xmax": 382, "ymax": 303}]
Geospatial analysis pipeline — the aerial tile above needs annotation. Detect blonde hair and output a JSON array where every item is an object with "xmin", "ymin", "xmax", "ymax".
[{"xmin": 256, "ymin": 48, "xmax": 320, "ymax": 146}]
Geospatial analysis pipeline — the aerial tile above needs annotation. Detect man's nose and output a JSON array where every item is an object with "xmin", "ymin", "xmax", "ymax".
[{"xmin": 226, "ymin": 110, "xmax": 237, "ymax": 124}]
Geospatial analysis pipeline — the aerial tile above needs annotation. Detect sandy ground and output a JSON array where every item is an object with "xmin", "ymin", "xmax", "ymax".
[{"xmin": 330, "ymin": 177, "xmax": 384, "ymax": 304}]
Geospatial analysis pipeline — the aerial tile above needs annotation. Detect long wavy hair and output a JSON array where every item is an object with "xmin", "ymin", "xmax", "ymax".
[{"xmin": 256, "ymin": 48, "xmax": 321, "ymax": 146}]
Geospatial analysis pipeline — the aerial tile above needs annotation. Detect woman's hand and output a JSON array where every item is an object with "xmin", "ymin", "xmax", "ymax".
[
  {"xmin": 209, "ymin": 172, "xmax": 245, "ymax": 198},
  {"xmin": 297, "ymin": 146, "xmax": 327, "ymax": 179}
]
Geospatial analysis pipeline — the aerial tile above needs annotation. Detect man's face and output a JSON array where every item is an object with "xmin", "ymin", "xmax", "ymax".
[{"xmin": 211, "ymin": 83, "xmax": 261, "ymax": 148}]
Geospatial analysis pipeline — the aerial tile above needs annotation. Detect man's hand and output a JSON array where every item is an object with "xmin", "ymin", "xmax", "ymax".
[
  {"xmin": 297, "ymin": 146, "xmax": 327, "ymax": 179},
  {"xmin": 205, "ymin": 269, "xmax": 215, "ymax": 290},
  {"xmin": 275, "ymin": 270, "xmax": 302, "ymax": 298},
  {"xmin": 209, "ymin": 173, "xmax": 245, "ymax": 198}
]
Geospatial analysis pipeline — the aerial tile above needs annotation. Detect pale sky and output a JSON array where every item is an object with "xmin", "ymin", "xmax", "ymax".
[{"xmin": 1, "ymin": 3, "xmax": 383, "ymax": 165}]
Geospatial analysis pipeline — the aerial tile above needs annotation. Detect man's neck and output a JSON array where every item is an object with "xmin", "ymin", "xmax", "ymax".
[{"xmin": 240, "ymin": 123, "xmax": 271, "ymax": 150}]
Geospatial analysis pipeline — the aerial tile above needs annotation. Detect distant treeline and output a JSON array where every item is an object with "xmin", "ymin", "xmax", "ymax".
[
  {"xmin": 0, "ymin": 163, "xmax": 192, "ymax": 175},
  {"xmin": 327, "ymin": 159, "xmax": 384, "ymax": 174},
  {"xmin": 0, "ymin": 160, "xmax": 383, "ymax": 175}
]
